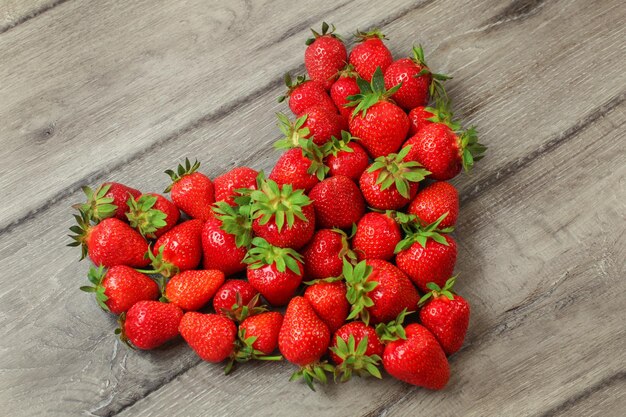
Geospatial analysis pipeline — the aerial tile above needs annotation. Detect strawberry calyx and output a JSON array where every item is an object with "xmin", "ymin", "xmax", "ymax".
[
  {"xmin": 306, "ymin": 21, "xmax": 340, "ymax": 45},
  {"xmin": 126, "ymin": 195, "xmax": 168, "ymax": 239},
  {"xmin": 79, "ymin": 265, "xmax": 110, "ymax": 312},
  {"xmin": 321, "ymin": 130, "xmax": 359, "ymax": 158},
  {"xmin": 278, "ymin": 73, "xmax": 308, "ymax": 103},
  {"xmin": 394, "ymin": 212, "xmax": 455, "ymax": 253},
  {"xmin": 424, "ymin": 99, "xmax": 462, "ymax": 131},
  {"xmin": 163, "ymin": 158, "xmax": 200, "ymax": 193},
  {"xmin": 344, "ymin": 259, "xmax": 378, "ymax": 326},
  {"xmin": 336, "ymin": 63, "xmax": 358, "ymax": 79},
  {"xmin": 137, "ymin": 245, "xmax": 179, "ymax": 279},
  {"xmin": 71, "ymin": 183, "xmax": 117, "ymax": 223},
  {"xmin": 458, "ymin": 126, "xmax": 487, "ymax": 172},
  {"xmin": 212, "ymin": 201, "xmax": 254, "ymax": 248},
  {"xmin": 419, "ymin": 276, "xmax": 458, "ymax": 306},
  {"xmin": 354, "ymin": 28, "xmax": 387, "ymax": 42},
  {"xmin": 274, "ymin": 113, "xmax": 311, "ymax": 150},
  {"xmin": 375, "ymin": 308, "xmax": 412, "ymax": 342},
  {"xmin": 290, "ymin": 361, "xmax": 335, "ymax": 391},
  {"xmin": 67, "ymin": 209, "xmax": 94, "ymax": 260},
  {"xmin": 330, "ymin": 334, "xmax": 382, "ymax": 382},
  {"xmin": 225, "ymin": 328, "xmax": 283, "ymax": 375},
  {"xmin": 300, "ymin": 138, "xmax": 329, "ymax": 181},
  {"xmin": 219, "ymin": 293, "xmax": 267, "ymax": 322},
  {"xmin": 411, "ymin": 44, "xmax": 452, "ymax": 105},
  {"xmin": 367, "ymin": 146, "xmax": 431, "ymax": 199},
  {"xmin": 346, "ymin": 67, "xmax": 402, "ymax": 117},
  {"xmin": 243, "ymin": 237, "xmax": 304, "ymax": 275}
]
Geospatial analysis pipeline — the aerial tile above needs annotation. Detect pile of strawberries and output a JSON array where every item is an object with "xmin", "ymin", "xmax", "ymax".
[{"xmin": 69, "ymin": 23, "xmax": 485, "ymax": 391}]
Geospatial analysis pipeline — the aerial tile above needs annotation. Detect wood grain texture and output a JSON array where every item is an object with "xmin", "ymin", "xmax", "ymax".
[{"xmin": 0, "ymin": 0, "xmax": 64, "ymax": 32}]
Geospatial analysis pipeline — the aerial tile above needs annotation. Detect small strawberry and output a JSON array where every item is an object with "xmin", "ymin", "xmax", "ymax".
[
  {"xmin": 304, "ymin": 22, "xmax": 347, "ymax": 90},
  {"xmin": 244, "ymin": 237, "xmax": 304, "ymax": 306},
  {"xmin": 275, "ymin": 109, "xmax": 343, "ymax": 148},
  {"xmin": 302, "ymin": 228, "xmax": 356, "ymax": 280},
  {"xmin": 309, "ymin": 175, "xmax": 365, "ymax": 229},
  {"xmin": 213, "ymin": 167, "xmax": 258, "ymax": 206},
  {"xmin": 278, "ymin": 74, "xmax": 336, "ymax": 116},
  {"xmin": 408, "ymin": 106, "xmax": 435, "ymax": 136},
  {"xmin": 408, "ymin": 181, "xmax": 459, "ymax": 228},
  {"xmin": 80, "ymin": 265, "xmax": 159, "ymax": 314},
  {"xmin": 330, "ymin": 65, "xmax": 360, "ymax": 122},
  {"xmin": 304, "ymin": 280, "xmax": 349, "ymax": 334},
  {"xmin": 349, "ymin": 29, "xmax": 393, "ymax": 81},
  {"xmin": 347, "ymin": 68, "xmax": 410, "ymax": 158},
  {"xmin": 213, "ymin": 279, "xmax": 262, "ymax": 320},
  {"xmin": 73, "ymin": 182, "xmax": 141, "ymax": 222},
  {"xmin": 179, "ymin": 312, "xmax": 237, "ymax": 362},
  {"xmin": 68, "ymin": 211, "xmax": 149, "ymax": 268},
  {"xmin": 359, "ymin": 147, "xmax": 430, "ymax": 210},
  {"xmin": 146, "ymin": 219, "xmax": 204, "ymax": 277},
  {"xmin": 329, "ymin": 321, "xmax": 383, "ymax": 382},
  {"xmin": 269, "ymin": 140, "xmax": 328, "ymax": 192},
  {"xmin": 239, "ymin": 311, "xmax": 284, "ymax": 354},
  {"xmin": 117, "ymin": 300, "xmax": 183, "ymax": 350},
  {"xmin": 323, "ymin": 131, "xmax": 369, "ymax": 181},
  {"xmin": 419, "ymin": 277, "xmax": 470, "ymax": 355},
  {"xmin": 126, "ymin": 193, "xmax": 180, "ymax": 239},
  {"xmin": 202, "ymin": 207, "xmax": 250, "ymax": 276},
  {"xmin": 165, "ymin": 269, "xmax": 225, "ymax": 311},
  {"xmin": 164, "ymin": 158, "xmax": 215, "ymax": 220},
  {"xmin": 407, "ymin": 102, "xmax": 459, "ymax": 136},
  {"xmin": 353, "ymin": 212, "xmax": 402, "ymax": 261}
]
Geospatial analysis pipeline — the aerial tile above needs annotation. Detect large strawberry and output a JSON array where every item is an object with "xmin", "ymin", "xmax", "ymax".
[
  {"xmin": 202, "ymin": 206, "xmax": 250, "ymax": 276},
  {"xmin": 165, "ymin": 269, "xmax": 225, "ymax": 311},
  {"xmin": 302, "ymin": 228, "xmax": 356, "ymax": 280},
  {"xmin": 349, "ymin": 29, "xmax": 393, "ymax": 81},
  {"xmin": 269, "ymin": 140, "xmax": 327, "ymax": 192},
  {"xmin": 408, "ymin": 181, "xmax": 459, "ymax": 228},
  {"xmin": 330, "ymin": 65, "xmax": 360, "ymax": 122},
  {"xmin": 244, "ymin": 238, "xmax": 304, "ymax": 306},
  {"xmin": 278, "ymin": 74, "xmax": 336, "ymax": 115},
  {"xmin": 117, "ymin": 300, "xmax": 183, "ymax": 350},
  {"xmin": 73, "ymin": 182, "xmax": 141, "ymax": 222},
  {"xmin": 304, "ymin": 22, "xmax": 347, "ymax": 90},
  {"xmin": 69, "ymin": 211, "xmax": 149, "ymax": 268},
  {"xmin": 179, "ymin": 312, "xmax": 237, "ymax": 362},
  {"xmin": 213, "ymin": 167, "xmax": 258, "ymax": 206},
  {"xmin": 213, "ymin": 279, "xmax": 262, "ymax": 320},
  {"xmin": 126, "ymin": 193, "xmax": 180, "ymax": 239},
  {"xmin": 419, "ymin": 277, "xmax": 470, "ymax": 355},
  {"xmin": 275, "ymin": 110, "xmax": 343, "ymax": 148},
  {"xmin": 304, "ymin": 280, "xmax": 349, "ymax": 334},
  {"xmin": 146, "ymin": 219, "xmax": 204, "ymax": 277},
  {"xmin": 164, "ymin": 158, "xmax": 215, "ymax": 220},
  {"xmin": 352, "ymin": 212, "xmax": 402, "ymax": 261},
  {"xmin": 239, "ymin": 311, "xmax": 284, "ymax": 355},
  {"xmin": 347, "ymin": 67, "xmax": 410, "ymax": 158},
  {"xmin": 309, "ymin": 175, "xmax": 365, "ymax": 229},
  {"xmin": 80, "ymin": 265, "xmax": 159, "ymax": 314},
  {"xmin": 329, "ymin": 321, "xmax": 383, "ymax": 381},
  {"xmin": 323, "ymin": 131, "xmax": 369, "ymax": 181}
]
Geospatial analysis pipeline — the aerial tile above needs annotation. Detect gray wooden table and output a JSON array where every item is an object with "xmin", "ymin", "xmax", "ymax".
[{"xmin": 1, "ymin": 0, "xmax": 624, "ymax": 416}]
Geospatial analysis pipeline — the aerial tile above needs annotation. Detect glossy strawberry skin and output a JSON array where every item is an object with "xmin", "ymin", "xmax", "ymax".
[
  {"xmin": 87, "ymin": 218, "xmax": 149, "ymax": 268},
  {"xmin": 420, "ymin": 294, "xmax": 470, "ymax": 355},
  {"xmin": 240, "ymin": 311, "xmax": 284, "ymax": 355},
  {"xmin": 104, "ymin": 182, "xmax": 141, "ymax": 220},
  {"xmin": 165, "ymin": 270, "xmax": 225, "ymax": 311},
  {"xmin": 252, "ymin": 204, "xmax": 315, "ymax": 250},
  {"xmin": 201, "ymin": 216, "xmax": 247, "ymax": 276},
  {"xmin": 288, "ymin": 80, "xmax": 337, "ymax": 116},
  {"xmin": 123, "ymin": 301, "xmax": 183, "ymax": 350},
  {"xmin": 408, "ymin": 106, "xmax": 435, "ymax": 136},
  {"xmin": 302, "ymin": 229, "xmax": 345, "ymax": 280},
  {"xmin": 395, "ymin": 234, "xmax": 457, "ymax": 293},
  {"xmin": 101, "ymin": 266, "xmax": 159, "ymax": 314},
  {"xmin": 213, "ymin": 280, "xmax": 260, "ymax": 316},
  {"xmin": 138, "ymin": 193, "xmax": 180, "ymax": 238},
  {"xmin": 349, "ymin": 101, "xmax": 410, "ymax": 158},
  {"xmin": 269, "ymin": 148, "xmax": 320, "ymax": 192},
  {"xmin": 330, "ymin": 321, "xmax": 384, "ymax": 365},
  {"xmin": 384, "ymin": 58, "xmax": 431, "ymax": 111},
  {"xmin": 170, "ymin": 172, "xmax": 215, "ymax": 221},
  {"xmin": 247, "ymin": 261, "xmax": 303, "ymax": 307},
  {"xmin": 324, "ymin": 141, "xmax": 369, "ymax": 181},
  {"xmin": 383, "ymin": 323, "xmax": 450, "ymax": 389},
  {"xmin": 349, "ymin": 38, "xmax": 393, "ymax": 82},
  {"xmin": 214, "ymin": 167, "xmax": 258, "ymax": 206},
  {"xmin": 366, "ymin": 259, "xmax": 419, "ymax": 325},
  {"xmin": 408, "ymin": 182, "xmax": 459, "ymax": 228},
  {"xmin": 330, "ymin": 76, "xmax": 360, "ymax": 122},
  {"xmin": 179, "ymin": 312, "xmax": 237, "ymax": 362},
  {"xmin": 309, "ymin": 176, "xmax": 365, "ymax": 229},
  {"xmin": 403, "ymin": 123, "xmax": 462, "ymax": 180},
  {"xmin": 301, "ymin": 106, "xmax": 344, "ymax": 146},
  {"xmin": 304, "ymin": 281, "xmax": 349, "ymax": 334},
  {"xmin": 279, "ymin": 296, "xmax": 330, "ymax": 366},
  {"xmin": 305, "ymin": 35, "xmax": 347, "ymax": 90},
  {"xmin": 153, "ymin": 219, "xmax": 204, "ymax": 272},
  {"xmin": 359, "ymin": 167, "xmax": 419, "ymax": 210},
  {"xmin": 353, "ymin": 212, "xmax": 402, "ymax": 261}
]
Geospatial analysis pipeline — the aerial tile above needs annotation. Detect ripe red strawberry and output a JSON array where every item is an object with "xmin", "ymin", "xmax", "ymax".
[
  {"xmin": 353, "ymin": 212, "xmax": 402, "ymax": 261},
  {"xmin": 404, "ymin": 123, "xmax": 486, "ymax": 180},
  {"xmin": 419, "ymin": 277, "xmax": 470, "ymax": 355},
  {"xmin": 359, "ymin": 147, "xmax": 430, "ymax": 210},
  {"xmin": 213, "ymin": 279, "xmax": 261, "ymax": 319},
  {"xmin": 201, "ymin": 212, "xmax": 248, "ymax": 276},
  {"xmin": 269, "ymin": 141, "xmax": 327, "ymax": 192},
  {"xmin": 69, "ymin": 212, "xmax": 149, "ymax": 268},
  {"xmin": 302, "ymin": 228, "xmax": 356, "ymax": 280},
  {"xmin": 179, "ymin": 312, "xmax": 236, "ymax": 362},
  {"xmin": 214, "ymin": 167, "xmax": 258, "ymax": 206},
  {"xmin": 383, "ymin": 323, "xmax": 449, "ymax": 389},
  {"xmin": 309, "ymin": 175, "xmax": 365, "ymax": 229},
  {"xmin": 330, "ymin": 65, "xmax": 360, "ymax": 121},
  {"xmin": 349, "ymin": 29, "xmax": 393, "ymax": 81},
  {"xmin": 80, "ymin": 265, "xmax": 159, "ymax": 314},
  {"xmin": 323, "ymin": 131, "xmax": 369, "ymax": 181},
  {"xmin": 329, "ymin": 321, "xmax": 384, "ymax": 381},
  {"xmin": 409, "ymin": 102, "xmax": 461, "ymax": 136},
  {"xmin": 304, "ymin": 22, "xmax": 347, "ymax": 90},
  {"xmin": 244, "ymin": 238, "xmax": 304, "ymax": 306},
  {"xmin": 278, "ymin": 74, "xmax": 336, "ymax": 116},
  {"xmin": 148, "ymin": 219, "xmax": 204, "ymax": 277},
  {"xmin": 275, "ymin": 109, "xmax": 343, "ymax": 148},
  {"xmin": 118, "ymin": 300, "xmax": 183, "ymax": 350},
  {"xmin": 330, "ymin": 321, "xmax": 384, "ymax": 364},
  {"xmin": 394, "ymin": 214, "xmax": 457, "ymax": 293},
  {"xmin": 408, "ymin": 106, "xmax": 435, "ymax": 136},
  {"xmin": 164, "ymin": 158, "xmax": 215, "ymax": 220},
  {"xmin": 165, "ymin": 269, "xmax": 225, "ymax": 311},
  {"xmin": 126, "ymin": 193, "xmax": 180, "ymax": 239},
  {"xmin": 73, "ymin": 182, "xmax": 141, "ymax": 222},
  {"xmin": 408, "ymin": 181, "xmax": 459, "ymax": 228},
  {"xmin": 240, "ymin": 311, "xmax": 284, "ymax": 354},
  {"xmin": 249, "ymin": 178, "xmax": 316, "ymax": 250},
  {"xmin": 304, "ymin": 280, "xmax": 349, "ymax": 334},
  {"xmin": 347, "ymin": 68, "xmax": 410, "ymax": 158}
]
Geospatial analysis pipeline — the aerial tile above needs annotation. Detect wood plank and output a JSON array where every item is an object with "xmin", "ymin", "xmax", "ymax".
[{"xmin": 0, "ymin": 0, "xmax": 62, "ymax": 32}]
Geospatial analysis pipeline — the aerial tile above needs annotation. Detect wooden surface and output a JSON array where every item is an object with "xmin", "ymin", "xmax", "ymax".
[{"xmin": 0, "ymin": 0, "xmax": 624, "ymax": 416}]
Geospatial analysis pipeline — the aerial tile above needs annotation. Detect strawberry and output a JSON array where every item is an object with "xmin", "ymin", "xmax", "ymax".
[
  {"xmin": 359, "ymin": 147, "xmax": 430, "ymax": 210},
  {"xmin": 69, "ymin": 211, "xmax": 149, "ymax": 268},
  {"xmin": 214, "ymin": 167, "xmax": 258, "ymax": 206},
  {"xmin": 269, "ymin": 140, "xmax": 327, "ymax": 192},
  {"xmin": 302, "ymin": 228, "xmax": 356, "ymax": 280},
  {"xmin": 117, "ymin": 300, "xmax": 183, "ymax": 350},
  {"xmin": 309, "ymin": 175, "xmax": 365, "ymax": 229},
  {"xmin": 126, "ymin": 193, "xmax": 180, "ymax": 239},
  {"xmin": 201, "ymin": 209, "xmax": 249, "ymax": 276},
  {"xmin": 347, "ymin": 68, "xmax": 410, "ymax": 158},
  {"xmin": 353, "ymin": 212, "xmax": 402, "ymax": 261},
  {"xmin": 304, "ymin": 280, "xmax": 349, "ymax": 334},
  {"xmin": 323, "ymin": 131, "xmax": 369, "ymax": 181},
  {"xmin": 278, "ymin": 74, "xmax": 336, "ymax": 116},
  {"xmin": 408, "ymin": 181, "xmax": 459, "ymax": 228},
  {"xmin": 244, "ymin": 238, "xmax": 304, "ymax": 306},
  {"xmin": 179, "ymin": 312, "xmax": 237, "ymax": 362},
  {"xmin": 349, "ymin": 29, "xmax": 393, "ymax": 82},
  {"xmin": 164, "ymin": 158, "xmax": 215, "ymax": 220},
  {"xmin": 239, "ymin": 311, "xmax": 284, "ymax": 354},
  {"xmin": 304, "ymin": 22, "xmax": 347, "ymax": 90},
  {"xmin": 419, "ymin": 277, "xmax": 470, "ymax": 355},
  {"xmin": 80, "ymin": 265, "xmax": 159, "ymax": 314},
  {"xmin": 147, "ymin": 219, "xmax": 204, "ymax": 277},
  {"xmin": 330, "ymin": 65, "xmax": 360, "ymax": 122},
  {"xmin": 249, "ymin": 177, "xmax": 316, "ymax": 250},
  {"xmin": 394, "ymin": 214, "xmax": 457, "ymax": 292},
  {"xmin": 213, "ymin": 279, "xmax": 262, "ymax": 320},
  {"xmin": 165, "ymin": 269, "xmax": 225, "ymax": 311},
  {"xmin": 73, "ymin": 182, "xmax": 141, "ymax": 222},
  {"xmin": 275, "ymin": 109, "xmax": 343, "ymax": 148},
  {"xmin": 382, "ymin": 323, "xmax": 449, "ymax": 389},
  {"xmin": 278, "ymin": 296, "xmax": 333, "ymax": 389},
  {"xmin": 408, "ymin": 106, "xmax": 435, "ymax": 136},
  {"xmin": 330, "ymin": 321, "xmax": 383, "ymax": 381},
  {"xmin": 407, "ymin": 102, "xmax": 460, "ymax": 136},
  {"xmin": 404, "ymin": 123, "xmax": 486, "ymax": 180}
]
